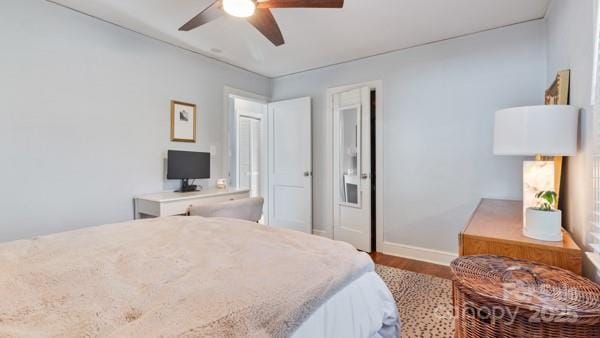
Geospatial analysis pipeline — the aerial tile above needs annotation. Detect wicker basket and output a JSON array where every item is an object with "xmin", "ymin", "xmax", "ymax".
[{"xmin": 451, "ymin": 255, "xmax": 600, "ymax": 338}]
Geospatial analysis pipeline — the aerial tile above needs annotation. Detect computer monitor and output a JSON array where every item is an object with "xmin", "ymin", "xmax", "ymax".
[{"xmin": 167, "ymin": 150, "xmax": 210, "ymax": 192}]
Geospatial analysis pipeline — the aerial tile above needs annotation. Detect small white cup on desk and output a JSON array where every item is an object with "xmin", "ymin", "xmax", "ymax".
[{"xmin": 216, "ymin": 178, "xmax": 227, "ymax": 189}]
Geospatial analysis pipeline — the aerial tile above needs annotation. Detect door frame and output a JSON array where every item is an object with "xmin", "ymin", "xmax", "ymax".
[
  {"xmin": 326, "ymin": 80, "xmax": 383, "ymax": 252},
  {"xmin": 223, "ymin": 87, "xmax": 269, "ymax": 223},
  {"xmin": 223, "ymin": 86, "xmax": 269, "ymax": 183}
]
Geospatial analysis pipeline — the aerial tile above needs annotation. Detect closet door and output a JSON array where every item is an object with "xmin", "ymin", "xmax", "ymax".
[
  {"xmin": 237, "ymin": 116, "xmax": 262, "ymax": 197},
  {"xmin": 333, "ymin": 87, "xmax": 371, "ymax": 252},
  {"xmin": 237, "ymin": 117, "xmax": 252, "ymax": 190},
  {"xmin": 249, "ymin": 118, "xmax": 261, "ymax": 197}
]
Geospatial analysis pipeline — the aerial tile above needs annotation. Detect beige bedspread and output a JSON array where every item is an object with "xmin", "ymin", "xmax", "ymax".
[{"xmin": 0, "ymin": 216, "xmax": 373, "ymax": 337}]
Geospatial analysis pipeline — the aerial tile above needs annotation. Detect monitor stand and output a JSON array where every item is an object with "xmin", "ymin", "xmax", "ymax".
[{"xmin": 176, "ymin": 179, "xmax": 199, "ymax": 193}]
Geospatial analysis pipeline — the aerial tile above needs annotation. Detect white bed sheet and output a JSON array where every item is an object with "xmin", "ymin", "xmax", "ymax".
[{"xmin": 293, "ymin": 271, "xmax": 400, "ymax": 338}]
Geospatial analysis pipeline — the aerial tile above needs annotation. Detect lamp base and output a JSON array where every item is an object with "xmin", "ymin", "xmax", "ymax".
[{"xmin": 523, "ymin": 160, "xmax": 555, "ymax": 228}]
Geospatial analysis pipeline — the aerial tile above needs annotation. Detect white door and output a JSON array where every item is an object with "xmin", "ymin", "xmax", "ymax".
[
  {"xmin": 237, "ymin": 117, "xmax": 252, "ymax": 190},
  {"xmin": 249, "ymin": 119, "xmax": 261, "ymax": 196},
  {"xmin": 268, "ymin": 97, "xmax": 312, "ymax": 233},
  {"xmin": 333, "ymin": 87, "xmax": 371, "ymax": 251}
]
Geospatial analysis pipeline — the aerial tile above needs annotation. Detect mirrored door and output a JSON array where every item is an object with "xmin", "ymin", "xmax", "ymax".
[
  {"xmin": 339, "ymin": 105, "xmax": 361, "ymax": 207},
  {"xmin": 332, "ymin": 87, "xmax": 372, "ymax": 252}
]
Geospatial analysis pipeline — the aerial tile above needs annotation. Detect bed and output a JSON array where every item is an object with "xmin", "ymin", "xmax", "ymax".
[{"xmin": 0, "ymin": 216, "xmax": 399, "ymax": 337}]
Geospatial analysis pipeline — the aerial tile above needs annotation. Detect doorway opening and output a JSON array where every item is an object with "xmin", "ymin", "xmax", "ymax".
[
  {"xmin": 237, "ymin": 114, "xmax": 262, "ymax": 197},
  {"xmin": 228, "ymin": 94, "xmax": 268, "ymax": 222},
  {"xmin": 225, "ymin": 88, "xmax": 313, "ymax": 231}
]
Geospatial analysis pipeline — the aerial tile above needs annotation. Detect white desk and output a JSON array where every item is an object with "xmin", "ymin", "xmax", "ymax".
[{"xmin": 134, "ymin": 188, "xmax": 250, "ymax": 219}]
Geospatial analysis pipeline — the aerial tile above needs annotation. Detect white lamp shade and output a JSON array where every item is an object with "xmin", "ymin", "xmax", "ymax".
[{"xmin": 493, "ymin": 105, "xmax": 579, "ymax": 156}]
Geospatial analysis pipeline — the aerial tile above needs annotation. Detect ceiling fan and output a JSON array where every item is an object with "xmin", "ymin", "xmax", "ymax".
[{"xmin": 179, "ymin": 0, "xmax": 345, "ymax": 46}]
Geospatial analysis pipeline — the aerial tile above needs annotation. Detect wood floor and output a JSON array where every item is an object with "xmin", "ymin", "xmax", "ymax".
[{"xmin": 369, "ymin": 252, "xmax": 453, "ymax": 280}]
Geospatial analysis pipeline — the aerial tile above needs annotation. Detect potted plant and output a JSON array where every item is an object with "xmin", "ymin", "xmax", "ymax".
[{"xmin": 524, "ymin": 190, "xmax": 563, "ymax": 241}]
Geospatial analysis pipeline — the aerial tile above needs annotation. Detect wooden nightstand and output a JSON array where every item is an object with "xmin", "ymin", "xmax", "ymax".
[{"xmin": 459, "ymin": 199, "xmax": 582, "ymax": 275}]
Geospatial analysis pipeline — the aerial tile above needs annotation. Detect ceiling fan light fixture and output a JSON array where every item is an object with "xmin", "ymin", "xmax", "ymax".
[{"xmin": 223, "ymin": 0, "xmax": 256, "ymax": 18}]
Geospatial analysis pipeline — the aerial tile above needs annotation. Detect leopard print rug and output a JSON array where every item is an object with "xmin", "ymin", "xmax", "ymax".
[{"xmin": 376, "ymin": 265, "xmax": 455, "ymax": 338}]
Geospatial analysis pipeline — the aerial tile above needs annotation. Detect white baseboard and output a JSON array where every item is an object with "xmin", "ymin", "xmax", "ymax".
[
  {"xmin": 312, "ymin": 229, "xmax": 332, "ymax": 239},
  {"xmin": 382, "ymin": 241, "xmax": 458, "ymax": 266}
]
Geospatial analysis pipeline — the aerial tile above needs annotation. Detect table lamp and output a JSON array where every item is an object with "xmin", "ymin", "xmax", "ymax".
[{"xmin": 494, "ymin": 105, "xmax": 579, "ymax": 240}]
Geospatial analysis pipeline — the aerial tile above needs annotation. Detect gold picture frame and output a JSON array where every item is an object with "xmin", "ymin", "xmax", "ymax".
[
  {"xmin": 544, "ymin": 70, "xmax": 571, "ymax": 204},
  {"xmin": 170, "ymin": 100, "xmax": 197, "ymax": 143},
  {"xmin": 545, "ymin": 69, "xmax": 570, "ymax": 105}
]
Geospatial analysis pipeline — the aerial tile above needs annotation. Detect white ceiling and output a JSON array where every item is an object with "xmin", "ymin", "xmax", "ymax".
[{"xmin": 49, "ymin": 0, "xmax": 550, "ymax": 78}]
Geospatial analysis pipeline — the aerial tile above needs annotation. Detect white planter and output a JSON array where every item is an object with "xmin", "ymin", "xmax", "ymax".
[{"xmin": 524, "ymin": 208, "xmax": 563, "ymax": 242}]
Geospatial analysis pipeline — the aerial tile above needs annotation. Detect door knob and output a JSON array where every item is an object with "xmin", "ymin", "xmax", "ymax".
[
  {"xmin": 361, "ymin": 173, "xmax": 369, "ymax": 179},
  {"xmin": 304, "ymin": 171, "xmax": 312, "ymax": 177}
]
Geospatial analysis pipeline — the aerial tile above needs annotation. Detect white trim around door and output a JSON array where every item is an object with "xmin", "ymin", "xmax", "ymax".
[
  {"xmin": 223, "ymin": 86, "xmax": 269, "ymax": 223},
  {"xmin": 223, "ymin": 87, "xmax": 269, "ymax": 183}
]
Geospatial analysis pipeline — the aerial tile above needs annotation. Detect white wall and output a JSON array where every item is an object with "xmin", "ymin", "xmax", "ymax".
[
  {"xmin": 545, "ymin": 0, "xmax": 598, "ymax": 279},
  {"xmin": 0, "ymin": 0, "xmax": 270, "ymax": 241},
  {"xmin": 272, "ymin": 20, "xmax": 547, "ymax": 254},
  {"xmin": 0, "ymin": 1, "xmax": 553, "ymax": 258}
]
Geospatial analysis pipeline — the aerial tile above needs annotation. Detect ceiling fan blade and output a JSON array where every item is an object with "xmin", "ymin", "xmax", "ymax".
[
  {"xmin": 179, "ymin": 0, "xmax": 223, "ymax": 31},
  {"xmin": 257, "ymin": 0, "xmax": 344, "ymax": 9},
  {"xmin": 247, "ymin": 9, "xmax": 285, "ymax": 46}
]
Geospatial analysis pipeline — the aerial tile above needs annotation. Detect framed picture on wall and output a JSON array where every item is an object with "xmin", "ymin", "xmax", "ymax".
[
  {"xmin": 544, "ymin": 69, "xmax": 571, "ymax": 203},
  {"xmin": 171, "ymin": 100, "xmax": 196, "ymax": 143},
  {"xmin": 545, "ymin": 69, "xmax": 570, "ymax": 105}
]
